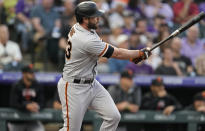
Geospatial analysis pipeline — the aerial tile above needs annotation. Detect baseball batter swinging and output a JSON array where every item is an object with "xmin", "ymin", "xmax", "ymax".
[{"xmin": 57, "ymin": 1, "xmax": 151, "ymax": 131}]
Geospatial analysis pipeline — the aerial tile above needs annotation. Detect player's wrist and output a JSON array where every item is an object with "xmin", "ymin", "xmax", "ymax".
[{"xmin": 130, "ymin": 50, "xmax": 145, "ymax": 64}]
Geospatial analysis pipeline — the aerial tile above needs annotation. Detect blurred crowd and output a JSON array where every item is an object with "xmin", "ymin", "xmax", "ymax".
[{"xmin": 0, "ymin": 0, "xmax": 205, "ymax": 75}]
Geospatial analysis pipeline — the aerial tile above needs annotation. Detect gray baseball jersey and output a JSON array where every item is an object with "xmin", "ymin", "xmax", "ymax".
[
  {"xmin": 58, "ymin": 23, "xmax": 120, "ymax": 131},
  {"xmin": 63, "ymin": 23, "xmax": 110, "ymax": 80}
]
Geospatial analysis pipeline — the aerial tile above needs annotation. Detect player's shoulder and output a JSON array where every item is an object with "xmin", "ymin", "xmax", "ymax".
[{"xmin": 74, "ymin": 23, "xmax": 101, "ymax": 42}]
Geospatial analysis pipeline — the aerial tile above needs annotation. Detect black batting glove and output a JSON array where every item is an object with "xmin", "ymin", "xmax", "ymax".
[{"xmin": 131, "ymin": 47, "xmax": 152, "ymax": 64}]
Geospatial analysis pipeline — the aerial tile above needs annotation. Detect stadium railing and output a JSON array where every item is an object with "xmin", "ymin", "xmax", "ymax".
[
  {"xmin": 0, "ymin": 72, "xmax": 205, "ymax": 87},
  {"xmin": 0, "ymin": 108, "xmax": 205, "ymax": 131}
]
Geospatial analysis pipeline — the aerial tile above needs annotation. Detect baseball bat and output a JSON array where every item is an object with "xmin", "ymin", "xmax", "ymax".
[{"xmin": 150, "ymin": 12, "xmax": 205, "ymax": 51}]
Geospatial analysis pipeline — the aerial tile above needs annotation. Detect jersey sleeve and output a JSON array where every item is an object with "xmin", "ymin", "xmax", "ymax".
[{"xmin": 85, "ymin": 39, "xmax": 114, "ymax": 58}]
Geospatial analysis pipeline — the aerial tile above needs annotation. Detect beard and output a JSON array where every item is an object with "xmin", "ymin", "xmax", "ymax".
[{"xmin": 87, "ymin": 21, "xmax": 98, "ymax": 30}]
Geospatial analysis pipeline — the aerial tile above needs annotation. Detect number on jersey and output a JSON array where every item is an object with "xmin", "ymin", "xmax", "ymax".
[{"xmin": 65, "ymin": 40, "xmax": 72, "ymax": 60}]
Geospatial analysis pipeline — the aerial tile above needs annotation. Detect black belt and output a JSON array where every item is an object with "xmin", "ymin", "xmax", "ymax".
[
  {"xmin": 62, "ymin": 75, "xmax": 94, "ymax": 84},
  {"xmin": 73, "ymin": 78, "xmax": 94, "ymax": 84}
]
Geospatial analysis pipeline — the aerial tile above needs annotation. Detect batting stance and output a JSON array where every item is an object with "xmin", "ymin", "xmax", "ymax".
[{"xmin": 57, "ymin": 1, "xmax": 151, "ymax": 131}]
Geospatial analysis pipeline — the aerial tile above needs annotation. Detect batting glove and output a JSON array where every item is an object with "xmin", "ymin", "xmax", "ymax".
[{"xmin": 131, "ymin": 47, "xmax": 152, "ymax": 64}]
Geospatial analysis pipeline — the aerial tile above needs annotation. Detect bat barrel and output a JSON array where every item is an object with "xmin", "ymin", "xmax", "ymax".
[
  {"xmin": 150, "ymin": 12, "xmax": 205, "ymax": 52},
  {"xmin": 178, "ymin": 12, "xmax": 205, "ymax": 33}
]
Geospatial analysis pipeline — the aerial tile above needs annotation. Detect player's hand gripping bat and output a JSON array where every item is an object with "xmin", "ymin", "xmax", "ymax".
[{"xmin": 133, "ymin": 12, "xmax": 205, "ymax": 64}]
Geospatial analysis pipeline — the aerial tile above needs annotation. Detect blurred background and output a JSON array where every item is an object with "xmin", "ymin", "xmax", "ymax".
[{"xmin": 0, "ymin": 0, "xmax": 205, "ymax": 131}]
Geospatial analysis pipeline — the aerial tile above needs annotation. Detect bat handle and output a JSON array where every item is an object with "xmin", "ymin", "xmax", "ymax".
[{"xmin": 145, "ymin": 51, "xmax": 149, "ymax": 58}]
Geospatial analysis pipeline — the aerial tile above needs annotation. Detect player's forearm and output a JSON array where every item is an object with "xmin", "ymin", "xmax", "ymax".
[{"xmin": 111, "ymin": 47, "xmax": 139, "ymax": 60}]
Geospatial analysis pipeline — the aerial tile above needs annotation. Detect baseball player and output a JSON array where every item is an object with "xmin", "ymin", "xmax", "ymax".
[{"xmin": 57, "ymin": 1, "xmax": 151, "ymax": 131}]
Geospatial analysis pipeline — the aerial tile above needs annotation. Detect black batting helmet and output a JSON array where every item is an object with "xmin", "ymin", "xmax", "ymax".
[{"xmin": 75, "ymin": 1, "xmax": 104, "ymax": 23}]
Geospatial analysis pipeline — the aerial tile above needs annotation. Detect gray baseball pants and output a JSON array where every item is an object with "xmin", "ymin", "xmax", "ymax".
[{"xmin": 57, "ymin": 77, "xmax": 121, "ymax": 131}]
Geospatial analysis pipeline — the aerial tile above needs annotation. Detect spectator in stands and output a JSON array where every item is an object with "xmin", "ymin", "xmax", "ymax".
[
  {"xmin": 108, "ymin": 1, "xmax": 125, "ymax": 32},
  {"xmin": 154, "ymin": 22, "xmax": 170, "ymax": 52},
  {"xmin": 31, "ymin": 0, "xmax": 60, "ymax": 36},
  {"xmin": 108, "ymin": 34, "xmax": 130, "ymax": 73},
  {"xmin": 0, "ymin": 25, "xmax": 22, "ymax": 71},
  {"xmin": 171, "ymin": 37, "xmax": 195, "ymax": 76},
  {"xmin": 60, "ymin": 0, "xmax": 74, "ymax": 38},
  {"xmin": 3, "ymin": 0, "xmax": 18, "ymax": 41},
  {"xmin": 122, "ymin": 10, "xmax": 135, "ymax": 35},
  {"xmin": 162, "ymin": 0, "xmax": 175, "ymax": 6},
  {"xmin": 155, "ymin": 48, "xmax": 183, "ymax": 76},
  {"xmin": 135, "ymin": 18, "xmax": 152, "ymax": 43},
  {"xmin": 141, "ymin": 77, "xmax": 182, "ymax": 115},
  {"xmin": 109, "ymin": 23, "xmax": 123, "ymax": 47},
  {"xmin": 108, "ymin": 70, "xmax": 141, "ymax": 113},
  {"xmin": 3, "ymin": 0, "xmax": 18, "ymax": 25},
  {"xmin": 108, "ymin": 1, "xmax": 125, "ymax": 46},
  {"xmin": 108, "ymin": 70, "xmax": 141, "ymax": 130},
  {"xmin": 15, "ymin": 0, "xmax": 35, "ymax": 52},
  {"xmin": 128, "ymin": 30, "xmax": 145, "ymax": 50},
  {"xmin": 186, "ymin": 91, "xmax": 205, "ymax": 131},
  {"xmin": 143, "ymin": 0, "xmax": 173, "ymax": 22},
  {"xmin": 195, "ymin": 54, "xmax": 205, "ymax": 76},
  {"xmin": 8, "ymin": 65, "xmax": 45, "ymax": 131},
  {"xmin": 93, "ymin": 0, "xmax": 110, "ymax": 13},
  {"xmin": 126, "ymin": 0, "xmax": 144, "ymax": 19},
  {"xmin": 30, "ymin": 0, "xmax": 60, "ymax": 64},
  {"xmin": 173, "ymin": 0, "xmax": 199, "ymax": 24},
  {"xmin": 149, "ymin": 15, "xmax": 166, "ymax": 39},
  {"xmin": 181, "ymin": 25, "xmax": 205, "ymax": 66},
  {"xmin": 199, "ymin": 2, "xmax": 205, "ymax": 38},
  {"xmin": 186, "ymin": 91, "xmax": 205, "ymax": 112},
  {"xmin": 126, "ymin": 61, "xmax": 153, "ymax": 75},
  {"xmin": 0, "ymin": 0, "xmax": 6, "ymax": 24}
]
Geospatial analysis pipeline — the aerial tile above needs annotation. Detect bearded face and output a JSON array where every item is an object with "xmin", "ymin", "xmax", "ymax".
[
  {"xmin": 88, "ymin": 21, "xmax": 97, "ymax": 29},
  {"xmin": 87, "ymin": 17, "xmax": 99, "ymax": 30}
]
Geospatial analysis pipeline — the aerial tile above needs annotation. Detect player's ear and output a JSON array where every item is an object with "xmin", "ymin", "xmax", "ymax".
[{"xmin": 83, "ymin": 17, "xmax": 89, "ymax": 24}]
